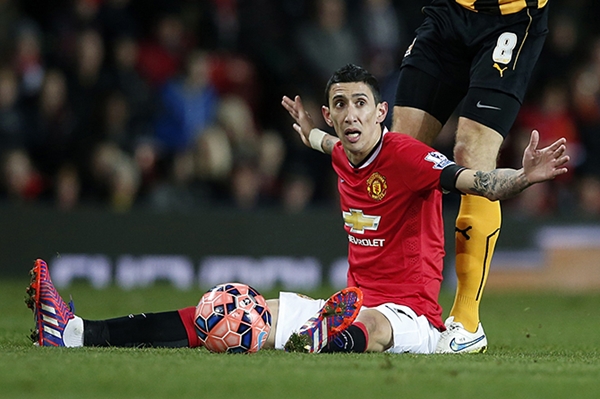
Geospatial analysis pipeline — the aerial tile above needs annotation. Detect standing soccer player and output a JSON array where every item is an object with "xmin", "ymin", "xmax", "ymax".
[{"xmin": 392, "ymin": 0, "xmax": 549, "ymax": 352}]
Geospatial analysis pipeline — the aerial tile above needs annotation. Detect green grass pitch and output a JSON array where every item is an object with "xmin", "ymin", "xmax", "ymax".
[{"xmin": 2, "ymin": 279, "xmax": 600, "ymax": 399}]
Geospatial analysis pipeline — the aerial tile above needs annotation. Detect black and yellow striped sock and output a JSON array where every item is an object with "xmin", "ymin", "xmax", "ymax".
[{"xmin": 449, "ymin": 194, "xmax": 501, "ymax": 332}]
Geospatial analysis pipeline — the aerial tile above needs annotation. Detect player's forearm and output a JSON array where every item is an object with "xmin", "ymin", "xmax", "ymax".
[
  {"xmin": 308, "ymin": 129, "xmax": 339, "ymax": 155},
  {"xmin": 321, "ymin": 133, "xmax": 339, "ymax": 154},
  {"xmin": 458, "ymin": 168, "xmax": 531, "ymax": 201}
]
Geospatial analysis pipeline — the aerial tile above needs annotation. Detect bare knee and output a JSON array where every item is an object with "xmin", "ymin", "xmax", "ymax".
[
  {"xmin": 455, "ymin": 118, "xmax": 504, "ymax": 170},
  {"xmin": 356, "ymin": 309, "xmax": 393, "ymax": 352}
]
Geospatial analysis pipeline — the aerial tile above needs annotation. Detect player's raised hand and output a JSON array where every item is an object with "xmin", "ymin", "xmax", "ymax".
[
  {"xmin": 281, "ymin": 95, "xmax": 315, "ymax": 147},
  {"xmin": 522, "ymin": 130, "xmax": 570, "ymax": 184}
]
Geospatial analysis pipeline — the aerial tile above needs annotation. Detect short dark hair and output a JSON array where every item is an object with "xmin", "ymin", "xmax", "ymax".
[{"xmin": 324, "ymin": 64, "xmax": 382, "ymax": 106}]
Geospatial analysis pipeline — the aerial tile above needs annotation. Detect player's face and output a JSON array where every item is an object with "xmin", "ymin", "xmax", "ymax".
[{"xmin": 322, "ymin": 82, "xmax": 388, "ymax": 165}]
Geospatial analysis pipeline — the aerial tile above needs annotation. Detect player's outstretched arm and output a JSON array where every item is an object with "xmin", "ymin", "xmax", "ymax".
[
  {"xmin": 456, "ymin": 130, "xmax": 569, "ymax": 201},
  {"xmin": 281, "ymin": 95, "xmax": 339, "ymax": 154}
]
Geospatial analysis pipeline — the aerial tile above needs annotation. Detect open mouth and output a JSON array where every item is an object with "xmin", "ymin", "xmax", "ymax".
[{"xmin": 345, "ymin": 129, "xmax": 361, "ymax": 143}]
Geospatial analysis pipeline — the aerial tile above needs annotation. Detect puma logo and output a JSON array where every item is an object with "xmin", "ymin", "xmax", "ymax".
[
  {"xmin": 456, "ymin": 226, "xmax": 472, "ymax": 240},
  {"xmin": 493, "ymin": 63, "xmax": 508, "ymax": 77}
]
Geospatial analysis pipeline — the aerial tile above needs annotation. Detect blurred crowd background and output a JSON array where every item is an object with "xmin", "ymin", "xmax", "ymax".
[{"xmin": 1, "ymin": 0, "xmax": 600, "ymax": 217}]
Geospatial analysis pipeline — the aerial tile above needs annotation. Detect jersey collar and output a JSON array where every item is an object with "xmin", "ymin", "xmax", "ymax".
[{"xmin": 349, "ymin": 126, "xmax": 388, "ymax": 169}]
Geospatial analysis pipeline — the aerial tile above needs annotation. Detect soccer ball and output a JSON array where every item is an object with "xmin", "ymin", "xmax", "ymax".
[{"xmin": 194, "ymin": 283, "xmax": 272, "ymax": 353}]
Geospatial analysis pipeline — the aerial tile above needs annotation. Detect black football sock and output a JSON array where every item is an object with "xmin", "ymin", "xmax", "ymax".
[
  {"xmin": 83, "ymin": 311, "xmax": 189, "ymax": 348},
  {"xmin": 320, "ymin": 324, "xmax": 368, "ymax": 353}
]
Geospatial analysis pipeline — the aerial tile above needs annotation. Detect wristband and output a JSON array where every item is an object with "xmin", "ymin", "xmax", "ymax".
[
  {"xmin": 440, "ymin": 163, "xmax": 467, "ymax": 194},
  {"xmin": 308, "ymin": 128, "xmax": 327, "ymax": 153}
]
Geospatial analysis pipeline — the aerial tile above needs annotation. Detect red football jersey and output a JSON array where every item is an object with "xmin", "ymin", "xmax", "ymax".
[{"xmin": 332, "ymin": 131, "xmax": 453, "ymax": 330}]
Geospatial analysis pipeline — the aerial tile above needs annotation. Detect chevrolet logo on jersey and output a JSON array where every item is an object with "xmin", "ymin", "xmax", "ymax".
[{"xmin": 343, "ymin": 209, "xmax": 381, "ymax": 234}]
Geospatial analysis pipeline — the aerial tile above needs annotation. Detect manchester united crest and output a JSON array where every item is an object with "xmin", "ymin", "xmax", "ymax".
[{"xmin": 366, "ymin": 172, "xmax": 387, "ymax": 201}]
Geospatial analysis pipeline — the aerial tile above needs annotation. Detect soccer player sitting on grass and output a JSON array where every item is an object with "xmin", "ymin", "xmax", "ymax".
[{"xmin": 26, "ymin": 64, "xmax": 568, "ymax": 354}]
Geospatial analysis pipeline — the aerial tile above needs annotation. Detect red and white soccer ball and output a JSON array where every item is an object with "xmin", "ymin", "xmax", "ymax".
[{"xmin": 194, "ymin": 283, "xmax": 272, "ymax": 353}]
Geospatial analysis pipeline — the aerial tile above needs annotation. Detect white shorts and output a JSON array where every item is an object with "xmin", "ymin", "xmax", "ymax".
[
  {"xmin": 371, "ymin": 303, "xmax": 440, "ymax": 354},
  {"xmin": 274, "ymin": 292, "xmax": 440, "ymax": 354}
]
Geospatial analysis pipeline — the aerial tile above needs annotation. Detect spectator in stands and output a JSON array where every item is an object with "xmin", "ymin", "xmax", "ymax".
[
  {"xmin": 294, "ymin": 0, "xmax": 361, "ymax": 95},
  {"xmin": 88, "ymin": 91, "xmax": 143, "ymax": 211},
  {"xmin": 0, "ymin": 67, "xmax": 26, "ymax": 153},
  {"xmin": 0, "ymin": 66, "xmax": 43, "ymax": 202},
  {"xmin": 136, "ymin": 13, "xmax": 192, "ymax": 88},
  {"xmin": 154, "ymin": 50, "xmax": 219, "ymax": 152},
  {"xmin": 45, "ymin": 0, "xmax": 102, "ymax": 69},
  {"xmin": 26, "ymin": 69, "xmax": 79, "ymax": 208},
  {"xmin": 148, "ymin": 50, "xmax": 221, "ymax": 210},
  {"xmin": 572, "ymin": 36, "xmax": 600, "ymax": 215},
  {"xmin": 66, "ymin": 28, "xmax": 111, "ymax": 143},
  {"xmin": 12, "ymin": 19, "xmax": 45, "ymax": 103},
  {"xmin": 215, "ymin": 95, "xmax": 286, "ymax": 209},
  {"xmin": 510, "ymin": 81, "xmax": 581, "ymax": 216},
  {"xmin": 108, "ymin": 36, "xmax": 156, "ymax": 136},
  {"xmin": 356, "ymin": 0, "xmax": 406, "ymax": 80},
  {"xmin": 532, "ymin": 13, "xmax": 580, "ymax": 95}
]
